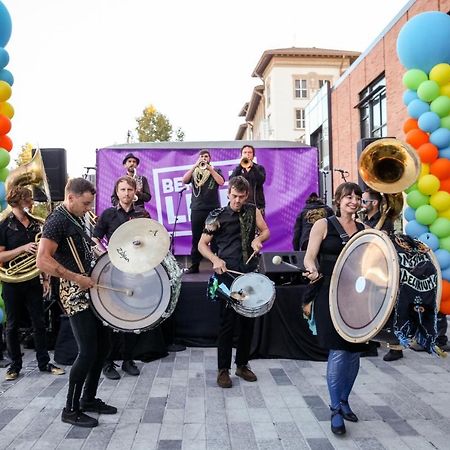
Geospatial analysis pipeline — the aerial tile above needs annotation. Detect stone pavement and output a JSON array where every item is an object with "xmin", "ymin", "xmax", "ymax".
[{"xmin": 0, "ymin": 345, "xmax": 450, "ymax": 450}]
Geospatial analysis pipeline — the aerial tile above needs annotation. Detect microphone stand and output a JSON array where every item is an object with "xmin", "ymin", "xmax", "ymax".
[{"xmin": 170, "ymin": 188, "xmax": 186, "ymax": 255}]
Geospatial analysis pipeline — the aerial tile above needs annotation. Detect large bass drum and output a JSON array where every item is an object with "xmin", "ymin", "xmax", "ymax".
[
  {"xmin": 89, "ymin": 252, "xmax": 182, "ymax": 332},
  {"xmin": 329, "ymin": 229, "xmax": 441, "ymax": 349}
]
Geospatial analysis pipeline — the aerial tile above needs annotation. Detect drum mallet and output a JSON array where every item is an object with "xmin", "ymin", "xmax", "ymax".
[
  {"xmin": 95, "ymin": 284, "xmax": 134, "ymax": 296},
  {"xmin": 272, "ymin": 255, "xmax": 305, "ymax": 271}
]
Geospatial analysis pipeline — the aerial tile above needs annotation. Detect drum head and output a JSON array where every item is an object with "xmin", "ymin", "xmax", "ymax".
[
  {"xmin": 89, "ymin": 253, "xmax": 171, "ymax": 332},
  {"xmin": 330, "ymin": 229, "xmax": 399, "ymax": 343}
]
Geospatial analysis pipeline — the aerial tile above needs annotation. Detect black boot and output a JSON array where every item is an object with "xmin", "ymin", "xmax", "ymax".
[
  {"xmin": 383, "ymin": 349, "xmax": 403, "ymax": 361},
  {"xmin": 340, "ymin": 400, "xmax": 358, "ymax": 422},
  {"xmin": 330, "ymin": 406, "xmax": 346, "ymax": 435}
]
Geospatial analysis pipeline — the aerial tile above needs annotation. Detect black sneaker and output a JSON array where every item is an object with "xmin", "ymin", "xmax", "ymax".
[
  {"xmin": 103, "ymin": 362, "xmax": 120, "ymax": 380},
  {"xmin": 40, "ymin": 363, "xmax": 65, "ymax": 375},
  {"xmin": 184, "ymin": 264, "xmax": 199, "ymax": 274},
  {"xmin": 122, "ymin": 360, "xmax": 140, "ymax": 376},
  {"xmin": 61, "ymin": 408, "xmax": 98, "ymax": 427},
  {"xmin": 383, "ymin": 349, "xmax": 404, "ymax": 361},
  {"xmin": 80, "ymin": 398, "xmax": 117, "ymax": 415}
]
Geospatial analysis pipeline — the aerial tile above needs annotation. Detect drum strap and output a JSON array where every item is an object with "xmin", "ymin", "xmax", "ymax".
[{"xmin": 328, "ymin": 216, "xmax": 349, "ymax": 244}]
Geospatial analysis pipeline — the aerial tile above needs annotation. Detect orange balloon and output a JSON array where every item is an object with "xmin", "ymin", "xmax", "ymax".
[
  {"xmin": 441, "ymin": 280, "xmax": 450, "ymax": 302},
  {"xmin": 0, "ymin": 114, "xmax": 11, "ymax": 135},
  {"xmin": 403, "ymin": 118, "xmax": 418, "ymax": 134},
  {"xmin": 440, "ymin": 178, "xmax": 450, "ymax": 193},
  {"xmin": 0, "ymin": 134, "xmax": 12, "ymax": 151},
  {"xmin": 405, "ymin": 128, "xmax": 429, "ymax": 149},
  {"xmin": 417, "ymin": 143, "xmax": 439, "ymax": 164},
  {"xmin": 430, "ymin": 158, "xmax": 450, "ymax": 180},
  {"xmin": 440, "ymin": 296, "xmax": 450, "ymax": 314}
]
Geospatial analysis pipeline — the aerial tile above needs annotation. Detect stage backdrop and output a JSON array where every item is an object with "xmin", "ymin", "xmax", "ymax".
[{"xmin": 96, "ymin": 141, "xmax": 318, "ymax": 255}]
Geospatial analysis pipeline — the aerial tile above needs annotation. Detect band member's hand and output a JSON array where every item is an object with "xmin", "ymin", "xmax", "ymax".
[
  {"xmin": 194, "ymin": 157, "xmax": 202, "ymax": 168},
  {"xmin": 304, "ymin": 268, "xmax": 320, "ymax": 282},
  {"xmin": 302, "ymin": 302, "xmax": 312, "ymax": 318},
  {"xmin": 76, "ymin": 274, "xmax": 95, "ymax": 290},
  {"xmin": 42, "ymin": 279, "xmax": 51, "ymax": 297},
  {"xmin": 93, "ymin": 245, "xmax": 106, "ymax": 258},
  {"xmin": 23, "ymin": 242, "xmax": 38, "ymax": 254},
  {"xmin": 251, "ymin": 238, "xmax": 263, "ymax": 253},
  {"xmin": 212, "ymin": 257, "xmax": 227, "ymax": 274}
]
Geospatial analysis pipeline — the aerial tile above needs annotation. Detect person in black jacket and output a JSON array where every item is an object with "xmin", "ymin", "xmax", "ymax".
[
  {"xmin": 293, "ymin": 193, "xmax": 334, "ymax": 251},
  {"xmin": 230, "ymin": 145, "xmax": 266, "ymax": 215}
]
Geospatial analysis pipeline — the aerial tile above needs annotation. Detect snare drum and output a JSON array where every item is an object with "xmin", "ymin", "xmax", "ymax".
[
  {"xmin": 230, "ymin": 272, "xmax": 276, "ymax": 318},
  {"xmin": 89, "ymin": 252, "xmax": 182, "ymax": 332}
]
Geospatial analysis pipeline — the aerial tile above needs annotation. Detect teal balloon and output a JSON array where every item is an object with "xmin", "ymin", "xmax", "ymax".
[
  {"xmin": 439, "ymin": 147, "xmax": 450, "ymax": 159},
  {"xmin": 0, "ymin": 199, "xmax": 7, "ymax": 210},
  {"xmin": 415, "ymin": 204, "xmax": 438, "ymax": 225},
  {"xmin": 435, "ymin": 249, "xmax": 450, "ymax": 270},
  {"xmin": 430, "ymin": 217, "xmax": 450, "ymax": 238},
  {"xmin": 408, "ymin": 99, "xmax": 430, "ymax": 119},
  {"xmin": 404, "ymin": 206, "xmax": 416, "ymax": 221},
  {"xmin": 0, "ymin": 68, "xmax": 13, "ymax": 86},
  {"xmin": 418, "ymin": 111, "xmax": 441, "ymax": 133},
  {"xmin": 0, "ymin": 48, "xmax": 8, "ymax": 70},
  {"xmin": 0, "ymin": 308, "xmax": 3, "ymax": 323},
  {"xmin": 396, "ymin": 12, "xmax": 450, "ymax": 73},
  {"xmin": 431, "ymin": 96, "xmax": 450, "ymax": 118},
  {"xmin": 417, "ymin": 80, "xmax": 440, "ymax": 102},
  {"xmin": 403, "ymin": 89, "xmax": 418, "ymax": 106},
  {"xmin": 406, "ymin": 189, "xmax": 429, "ymax": 209},
  {"xmin": 430, "ymin": 128, "xmax": 450, "ymax": 149},
  {"xmin": 0, "ymin": 166, "xmax": 8, "ymax": 181},
  {"xmin": 405, "ymin": 220, "xmax": 428, "ymax": 238},
  {"xmin": 0, "ymin": 181, "xmax": 5, "ymax": 200},
  {"xmin": 0, "ymin": 147, "xmax": 10, "ymax": 168},
  {"xmin": 403, "ymin": 69, "xmax": 428, "ymax": 90},
  {"xmin": 418, "ymin": 232, "xmax": 439, "ymax": 250},
  {"xmin": 0, "ymin": 1, "xmax": 12, "ymax": 47}
]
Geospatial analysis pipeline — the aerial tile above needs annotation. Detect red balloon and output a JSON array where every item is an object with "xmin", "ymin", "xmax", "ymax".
[
  {"xmin": 0, "ymin": 114, "xmax": 11, "ymax": 135},
  {"xmin": 430, "ymin": 158, "xmax": 450, "ymax": 180},
  {"xmin": 405, "ymin": 128, "xmax": 429, "ymax": 149},
  {"xmin": 417, "ymin": 143, "xmax": 439, "ymax": 164},
  {"xmin": 440, "ymin": 178, "xmax": 450, "ymax": 193},
  {"xmin": 0, "ymin": 134, "xmax": 12, "ymax": 151},
  {"xmin": 403, "ymin": 118, "xmax": 418, "ymax": 134}
]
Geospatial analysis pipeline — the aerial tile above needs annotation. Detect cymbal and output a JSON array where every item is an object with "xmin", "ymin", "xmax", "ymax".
[{"xmin": 108, "ymin": 218, "xmax": 170, "ymax": 274}]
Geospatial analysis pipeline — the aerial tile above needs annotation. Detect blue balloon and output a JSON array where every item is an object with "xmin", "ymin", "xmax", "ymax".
[
  {"xmin": 0, "ymin": 307, "xmax": 3, "ymax": 323},
  {"xmin": 0, "ymin": 68, "xmax": 13, "ymax": 85},
  {"xmin": 0, "ymin": 181, "xmax": 5, "ymax": 200},
  {"xmin": 407, "ymin": 99, "xmax": 430, "ymax": 119},
  {"xmin": 405, "ymin": 220, "xmax": 428, "ymax": 238},
  {"xmin": 403, "ymin": 90, "xmax": 418, "ymax": 106},
  {"xmin": 418, "ymin": 111, "xmax": 441, "ymax": 133},
  {"xmin": 435, "ymin": 249, "xmax": 450, "ymax": 270},
  {"xmin": 442, "ymin": 266, "xmax": 450, "ymax": 282},
  {"xmin": 404, "ymin": 206, "xmax": 416, "ymax": 222},
  {"xmin": 418, "ymin": 232, "xmax": 439, "ymax": 250},
  {"xmin": 397, "ymin": 12, "xmax": 450, "ymax": 73},
  {"xmin": 430, "ymin": 128, "xmax": 450, "ymax": 149},
  {"xmin": 439, "ymin": 147, "xmax": 450, "ymax": 159},
  {"xmin": 0, "ymin": 47, "xmax": 8, "ymax": 70},
  {"xmin": 0, "ymin": 2, "xmax": 11, "ymax": 48}
]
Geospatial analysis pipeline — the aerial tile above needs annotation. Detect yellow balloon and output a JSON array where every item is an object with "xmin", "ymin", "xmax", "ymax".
[
  {"xmin": 420, "ymin": 163, "xmax": 430, "ymax": 177},
  {"xmin": 431, "ymin": 190, "xmax": 450, "ymax": 212},
  {"xmin": 441, "ymin": 83, "xmax": 450, "ymax": 98},
  {"xmin": 439, "ymin": 207, "xmax": 450, "ymax": 220},
  {"xmin": 0, "ymin": 81, "xmax": 11, "ymax": 102},
  {"xmin": 0, "ymin": 102, "xmax": 13, "ymax": 119},
  {"xmin": 430, "ymin": 63, "xmax": 450, "ymax": 86},
  {"xmin": 418, "ymin": 174, "xmax": 440, "ymax": 195}
]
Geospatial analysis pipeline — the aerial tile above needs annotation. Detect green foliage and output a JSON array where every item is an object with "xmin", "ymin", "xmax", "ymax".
[{"xmin": 135, "ymin": 105, "xmax": 185, "ymax": 142}]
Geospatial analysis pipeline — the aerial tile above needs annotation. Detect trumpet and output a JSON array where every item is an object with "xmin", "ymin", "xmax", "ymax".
[
  {"xmin": 198, "ymin": 161, "xmax": 209, "ymax": 170},
  {"xmin": 240, "ymin": 157, "xmax": 252, "ymax": 169},
  {"xmin": 129, "ymin": 167, "xmax": 137, "ymax": 179}
]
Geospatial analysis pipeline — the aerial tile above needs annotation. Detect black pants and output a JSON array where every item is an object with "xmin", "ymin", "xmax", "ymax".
[
  {"xmin": 104, "ymin": 329, "xmax": 139, "ymax": 363},
  {"xmin": 66, "ymin": 308, "xmax": 109, "ymax": 411},
  {"xmin": 437, "ymin": 312, "xmax": 448, "ymax": 345},
  {"xmin": 190, "ymin": 210, "xmax": 210, "ymax": 266},
  {"xmin": 217, "ymin": 270, "xmax": 255, "ymax": 370},
  {"xmin": 3, "ymin": 279, "xmax": 50, "ymax": 372}
]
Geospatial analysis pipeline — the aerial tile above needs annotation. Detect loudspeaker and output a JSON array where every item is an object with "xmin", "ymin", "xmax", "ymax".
[
  {"xmin": 32, "ymin": 148, "xmax": 67, "ymax": 202},
  {"xmin": 259, "ymin": 251, "xmax": 307, "ymax": 285}
]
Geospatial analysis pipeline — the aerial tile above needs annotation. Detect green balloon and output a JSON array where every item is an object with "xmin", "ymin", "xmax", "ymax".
[
  {"xmin": 430, "ymin": 217, "xmax": 450, "ymax": 238},
  {"xmin": 405, "ymin": 182, "xmax": 418, "ymax": 194},
  {"xmin": 440, "ymin": 236, "xmax": 450, "ymax": 252},
  {"xmin": 415, "ymin": 205, "xmax": 438, "ymax": 225},
  {"xmin": 0, "ymin": 148, "xmax": 10, "ymax": 168},
  {"xmin": 0, "ymin": 167, "xmax": 8, "ymax": 181},
  {"xmin": 403, "ymin": 69, "xmax": 428, "ymax": 90},
  {"xmin": 441, "ymin": 115, "xmax": 450, "ymax": 130},
  {"xmin": 407, "ymin": 189, "xmax": 429, "ymax": 209},
  {"xmin": 431, "ymin": 96, "xmax": 450, "ymax": 118},
  {"xmin": 417, "ymin": 80, "xmax": 440, "ymax": 102}
]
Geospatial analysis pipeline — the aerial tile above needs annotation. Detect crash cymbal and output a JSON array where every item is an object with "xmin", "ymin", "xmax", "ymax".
[{"xmin": 108, "ymin": 218, "xmax": 170, "ymax": 274}]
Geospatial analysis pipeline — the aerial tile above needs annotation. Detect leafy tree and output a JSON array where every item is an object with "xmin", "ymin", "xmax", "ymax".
[{"xmin": 135, "ymin": 105, "xmax": 184, "ymax": 142}]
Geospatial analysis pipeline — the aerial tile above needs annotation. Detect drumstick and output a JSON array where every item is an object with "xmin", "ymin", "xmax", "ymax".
[
  {"xmin": 67, "ymin": 237, "xmax": 85, "ymax": 274},
  {"xmin": 245, "ymin": 251, "xmax": 257, "ymax": 265},
  {"xmin": 94, "ymin": 284, "xmax": 134, "ymax": 296},
  {"xmin": 226, "ymin": 269, "xmax": 244, "ymax": 275}
]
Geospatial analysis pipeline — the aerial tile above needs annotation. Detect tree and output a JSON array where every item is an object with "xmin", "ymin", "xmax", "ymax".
[{"xmin": 135, "ymin": 105, "xmax": 184, "ymax": 142}]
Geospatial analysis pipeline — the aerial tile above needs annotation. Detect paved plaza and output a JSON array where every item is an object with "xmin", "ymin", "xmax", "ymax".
[{"xmin": 0, "ymin": 343, "xmax": 450, "ymax": 450}]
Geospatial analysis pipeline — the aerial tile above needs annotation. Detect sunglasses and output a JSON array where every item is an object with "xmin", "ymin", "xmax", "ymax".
[{"xmin": 361, "ymin": 199, "xmax": 374, "ymax": 205}]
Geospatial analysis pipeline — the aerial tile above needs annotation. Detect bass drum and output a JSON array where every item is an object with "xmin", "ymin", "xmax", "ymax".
[
  {"xmin": 329, "ymin": 229, "xmax": 441, "ymax": 346},
  {"xmin": 89, "ymin": 252, "xmax": 182, "ymax": 332}
]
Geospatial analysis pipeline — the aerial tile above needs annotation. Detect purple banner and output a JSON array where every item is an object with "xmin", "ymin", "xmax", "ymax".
[{"xmin": 96, "ymin": 143, "xmax": 318, "ymax": 255}]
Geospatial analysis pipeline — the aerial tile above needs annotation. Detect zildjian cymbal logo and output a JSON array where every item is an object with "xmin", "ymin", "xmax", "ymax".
[
  {"xmin": 148, "ymin": 229, "xmax": 158, "ymax": 237},
  {"xmin": 116, "ymin": 247, "xmax": 130, "ymax": 262}
]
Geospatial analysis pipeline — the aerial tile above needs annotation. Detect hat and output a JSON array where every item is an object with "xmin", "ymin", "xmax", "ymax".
[{"xmin": 122, "ymin": 153, "xmax": 140, "ymax": 166}]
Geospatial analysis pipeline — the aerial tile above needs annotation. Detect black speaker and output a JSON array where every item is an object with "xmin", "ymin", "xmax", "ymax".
[
  {"xmin": 32, "ymin": 148, "xmax": 67, "ymax": 202},
  {"xmin": 259, "ymin": 251, "xmax": 307, "ymax": 285}
]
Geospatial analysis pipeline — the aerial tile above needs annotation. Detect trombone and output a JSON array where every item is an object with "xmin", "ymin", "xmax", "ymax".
[{"xmin": 240, "ymin": 157, "xmax": 252, "ymax": 169}]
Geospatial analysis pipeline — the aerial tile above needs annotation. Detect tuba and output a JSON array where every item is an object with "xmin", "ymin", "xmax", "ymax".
[
  {"xmin": 193, "ymin": 160, "xmax": 210, "ymax": 188},
  {"xmin": 358, "ymin": 138, "xmax": 420, "ymax": 229},
  {"xmin": 0, "ymin": 149, "xmax": 51, "ymax": 283}
]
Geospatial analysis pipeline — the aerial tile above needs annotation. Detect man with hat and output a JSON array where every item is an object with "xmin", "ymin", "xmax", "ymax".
[{"xmin": 111, "ymin": 153, "xmax": 151, "ymax": 208}]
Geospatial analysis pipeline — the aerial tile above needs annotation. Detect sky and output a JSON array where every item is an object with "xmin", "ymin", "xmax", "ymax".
[{"xmin": 5, "ymin": 0, "xmax": 412, "ymax": 176}]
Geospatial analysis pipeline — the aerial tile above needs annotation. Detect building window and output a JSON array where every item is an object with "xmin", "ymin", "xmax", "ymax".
[
  {"xmin": 295, "ymin": 108, "xmax": 305, "ymax": 129},
  {"xmin": 267, "ymin": 81, "xmax": 271, "ymax": 107},
  {"xmin": 294, "ymin": 79, "xmax": 307, "ymax": 98},
  {"xmin": 318, "ymin": 79, "xmax": 329, "ymax": 89},
  {"xmin": 358, "ymin": 75, "xmax": 387, "ymax": 139}
]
